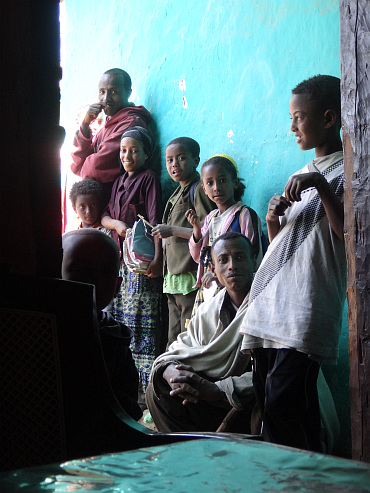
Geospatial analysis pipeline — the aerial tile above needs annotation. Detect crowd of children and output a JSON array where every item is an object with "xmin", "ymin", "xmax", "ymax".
[{"xmin": 63, "ymin": 73, "xmax": 346, "ymax": 452}]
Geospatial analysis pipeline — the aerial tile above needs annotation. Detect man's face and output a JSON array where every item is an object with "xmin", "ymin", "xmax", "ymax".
[
  {"xmin": 98, "ymin": 74, "xmax": 130, "ymax": 117},
  {"xmin": 210, "ymin": 237, "xmax": 255, "ymax": 299}
]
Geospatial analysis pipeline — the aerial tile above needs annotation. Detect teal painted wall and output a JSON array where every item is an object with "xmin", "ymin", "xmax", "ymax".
[{"xmin": 60, "ymin": 0, "xmax": 350, "ymax": 457}]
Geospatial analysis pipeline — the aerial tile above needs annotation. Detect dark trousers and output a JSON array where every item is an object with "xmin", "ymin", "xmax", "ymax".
[
  {"xmin": 252, "ymin": 347, "xmax": 321, "ymax": 452},
  {"xmin": 166, "ymin": 291, "xmax": 198, "ymax": 348}
]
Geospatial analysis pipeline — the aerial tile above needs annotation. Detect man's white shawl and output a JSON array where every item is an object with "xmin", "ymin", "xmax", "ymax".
[{"xmin": 152, "ymin": 288, "xmax": 249, "ymax": 380}]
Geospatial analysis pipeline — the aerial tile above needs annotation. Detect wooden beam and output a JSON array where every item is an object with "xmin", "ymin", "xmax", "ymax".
[{"xmin": 340, "ymin": 0, "xmax": 370, "ymax": 462}]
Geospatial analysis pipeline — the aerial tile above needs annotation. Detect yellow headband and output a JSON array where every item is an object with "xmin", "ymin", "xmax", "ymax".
[{"xmin": 208, "ymin": 154, "xmax": 238, "ymax": 177}]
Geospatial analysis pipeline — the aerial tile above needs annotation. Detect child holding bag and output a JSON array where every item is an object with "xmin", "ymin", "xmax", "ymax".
[{"xmin": 101, "ymin": 126, "xmax": 162, "ymax": 397}]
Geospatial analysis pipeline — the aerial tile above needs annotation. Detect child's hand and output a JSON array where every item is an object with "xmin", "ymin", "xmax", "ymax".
[
  {"xmin": 186, "ymin": 209, "xmax": 202, "ymax": 241},
  {"xmin": 152, "ymin": 224, "xmax": 174, "ymax": 239},
  {"xmin": 146, "ymin": 259, "xmax": 162, "ymax": 278},
  {"xmin": 115, "ymin": 220, "xmax": 129, "ymax": 238},
  {"xmin": 267, "ymin": 194, "xmax": 291, "ymax": 219},
  {"xmin": 185, "ymin": 209, "xmax": 201, "ymax": 228},
  {"xmin": 284, "ymin": 172, "xmax": 324, "ymax": 202},
  {"xmin": 201, "ymin": 271, "xmax": 216, "ymax": 289}
]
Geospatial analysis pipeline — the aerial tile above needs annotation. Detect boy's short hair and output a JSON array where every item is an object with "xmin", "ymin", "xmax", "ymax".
[
  {"xmin": 104, "ymin": 68, "xmax": 132, "ymax": 93},
  {"xmin": 62, "ymin": 229, "xmax": 120, "ymax": 311},
  {"xmin": 292, "ymin": 75, "xmax": 341, "ymax": 124},
  {"xmin": 166, "ymin": 137, "xmax": 200, "ymax": 158},
  {"xmin": 69, "ymin": 178, "xmax": 104, "ymax": 209}
]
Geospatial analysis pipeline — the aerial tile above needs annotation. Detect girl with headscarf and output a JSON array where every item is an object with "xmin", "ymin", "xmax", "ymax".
[
  {"xmin": 102, "ymin": 126, "xmax": 162, "ymax": 398},
  {"xmin": 186, "ymin": 154, "xmax": 265, "ymax": 314}
]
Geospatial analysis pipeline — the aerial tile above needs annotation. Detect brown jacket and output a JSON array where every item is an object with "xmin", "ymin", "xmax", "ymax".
[{"xmin": 163, "ymin": 171, "xmax": 215, "ymax": 275}]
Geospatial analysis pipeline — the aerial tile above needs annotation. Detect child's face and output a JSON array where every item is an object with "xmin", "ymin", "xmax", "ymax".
[
  {"xmin": 201, "ymin": 163, "xmax": 237, "ymax": 211},
  {"xmin": 75, "ymin": 193, "xmax": 101, "ymax": 228},
  {"xmin": 289, "ymin": 93, "xmax": 327, "ymax": 151},
  {"xmin": 165, "ymin": 144, "xmax": 200, "ymax": 186},
  {"xmin": 120, "ymin": 137, "xmax": 148, "ymax": 175}
]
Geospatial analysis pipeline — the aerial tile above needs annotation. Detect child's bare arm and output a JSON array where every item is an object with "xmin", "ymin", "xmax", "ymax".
[
  {"xmin": 185, "ymin": 209, "xmax": 202, "ymax": 242},
  {"xmin": 266, "ymin": 194, "xmax": 291, "ymax": 242},
  {"xmin": 146, "ymin": 235, "xmax": 163, "ymax": 278},
  {"xmin": 284, "ymin": 172, "xmax": 344, "ymax": 240},
  {"xmin": 152, "ymin": 224, "xmax": 192, "ymax": 240},
  {"xmin": 101, "ymin": 216, "xmax": 129, "ymax": 237}
]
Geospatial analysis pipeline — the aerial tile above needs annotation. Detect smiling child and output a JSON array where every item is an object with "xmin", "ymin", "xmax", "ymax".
[{"xmin": 101, "ymin": 126, "xmax": 162, "ymax": 400}]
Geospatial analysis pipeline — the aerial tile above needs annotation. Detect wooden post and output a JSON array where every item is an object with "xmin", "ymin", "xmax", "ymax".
[{"xmin": 340, "ymin": 0, "xmax": 370, "ymax": 462}]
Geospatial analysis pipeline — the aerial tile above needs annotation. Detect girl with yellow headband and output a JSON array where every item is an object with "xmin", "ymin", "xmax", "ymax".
[{"xmin": 186, "ymin": 154, "xmax": 265, "ymax": 312}]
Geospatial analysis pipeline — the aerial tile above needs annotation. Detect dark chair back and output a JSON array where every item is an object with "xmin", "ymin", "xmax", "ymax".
[{"xmin": 1, "ymin": 273, "xmax": 239, "ymax": 471}]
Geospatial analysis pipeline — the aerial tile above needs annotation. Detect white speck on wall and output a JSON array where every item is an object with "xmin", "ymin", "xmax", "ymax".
[
  {"xmin": 227, "ymin": 129, "xmax": 234, "ymax": 139},
  {"xmin": 182, "ymin": 95, "xmax": 188, "ymax": 109},
  {"xmin": 181, "ymin": 34, "xmax": 184, "ymax": 38},
  {"xmin": 178, "ymin": 79, "xmax": 186, "ymax": 91}
]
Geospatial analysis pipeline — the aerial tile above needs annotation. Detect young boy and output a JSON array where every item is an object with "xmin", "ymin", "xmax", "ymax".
[
  {"xmin": 62, "ymin": 229, "xmax": 142, "ymax": 420},
  {"xmin": 69, "ymin": 177, "xmax": 107, "ymax": 230},
  {"xmin": 240, "ymin": 75, "xmax": 346, "ymax": 452},
  {"xmin": 152, "ymin": 137, "xmax": 215, "ymax": 346}
]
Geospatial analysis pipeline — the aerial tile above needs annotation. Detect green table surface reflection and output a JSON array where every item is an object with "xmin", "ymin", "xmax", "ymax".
[{"xmin": 2, "ymin": 438, "xmax": 370, "ymax": 492}]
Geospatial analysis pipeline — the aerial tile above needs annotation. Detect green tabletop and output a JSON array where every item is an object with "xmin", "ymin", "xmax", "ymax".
[{"xmin": 2, "ymin": 438, "xmax": 370, "ymax": 492}]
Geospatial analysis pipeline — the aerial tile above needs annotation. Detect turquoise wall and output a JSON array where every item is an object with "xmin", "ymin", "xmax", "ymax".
[{"xmin": 60, "ymin": 0, "xmax": 350, "ymax": 457}]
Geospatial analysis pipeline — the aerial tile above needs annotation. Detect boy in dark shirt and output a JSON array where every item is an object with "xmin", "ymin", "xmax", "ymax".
[{"xmin": 62, "ymin": 229, "xmax": 142, "ymax": 420}]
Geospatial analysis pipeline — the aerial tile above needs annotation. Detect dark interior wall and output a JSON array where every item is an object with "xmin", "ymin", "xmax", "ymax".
[{"xmin": 0, "ymin": 1, "xmax": 63, "ymax": 277}]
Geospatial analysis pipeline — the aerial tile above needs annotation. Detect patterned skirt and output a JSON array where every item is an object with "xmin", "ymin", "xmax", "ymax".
[{"xmin": 113, "ymin": 262, "xmax": 162, "ymax": 393}]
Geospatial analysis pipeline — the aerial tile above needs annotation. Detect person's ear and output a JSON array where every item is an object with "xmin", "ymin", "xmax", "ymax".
[
  {"xmin": 194, "ymin": 156, "xmax": 200, "ymax": 167},
  {"xmin": 324, "ymin": 109, "xmax": 337, "ymax": 129},
  {"xmin": 209, "ymin": 261, "xmax": 215, "ymax": 276},
  {"xmin": 114, "ymin": 277, "xmax": 123, "ymax": 297}
]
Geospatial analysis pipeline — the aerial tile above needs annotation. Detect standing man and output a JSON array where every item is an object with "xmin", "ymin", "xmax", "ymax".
[{"xmin": 71, "ymin": 68, "xmax": 152, "ymax": 202}]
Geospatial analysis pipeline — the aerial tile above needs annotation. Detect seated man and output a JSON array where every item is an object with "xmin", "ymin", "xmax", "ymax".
[
  {"xmin": 146, "ymin": 232, "xmax": 260, "ymax": 434},
  {"xmin": 62, "ymin": 229, "xmax": 142, "ymax": 421},
  {"xmin": 146, "ymin": 231, "xmax": 340, "ymax": 452}
]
